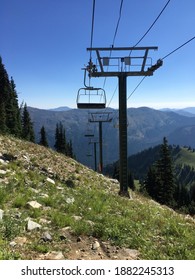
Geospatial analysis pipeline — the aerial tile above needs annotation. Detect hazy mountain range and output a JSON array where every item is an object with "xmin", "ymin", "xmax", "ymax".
[{"xmin": 28, "ymin": 106, "xmax": 195, "ymax": 167}]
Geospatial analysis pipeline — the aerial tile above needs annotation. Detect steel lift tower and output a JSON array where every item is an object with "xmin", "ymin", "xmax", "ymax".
[
  {"xmin": 86, "ymin": 46, "xmax": 162, "ymax": 197},
  {"xmin": 88, "ymin": 112, "xmax": 113, "ymax": 173}
]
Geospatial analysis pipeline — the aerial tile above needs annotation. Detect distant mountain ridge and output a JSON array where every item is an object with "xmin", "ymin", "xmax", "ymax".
[
  {"xmin": 48, "ymin": 106, "xmax": 71, "ymax": 111},
  {"xmin": 28, "ymin": 106, "xmax": 195, "ymax": 167},
  {"xmin": 161, "ymin": 107, "xmax": 195, "ymax": 117}
]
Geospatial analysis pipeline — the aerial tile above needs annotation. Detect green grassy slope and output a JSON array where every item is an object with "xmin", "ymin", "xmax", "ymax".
[
  {"xmin": 0, "ymin": 135, "xmax": 195, "ymax": 260},
  {"xmin": 174, "ymin": 147, "xmax": 195, "ymax": 168}
]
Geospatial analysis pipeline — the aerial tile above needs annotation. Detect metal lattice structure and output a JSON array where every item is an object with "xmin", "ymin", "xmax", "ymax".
[{"xmin": 86, "ymin": 46, "xmax": 162, "ymax": 197}]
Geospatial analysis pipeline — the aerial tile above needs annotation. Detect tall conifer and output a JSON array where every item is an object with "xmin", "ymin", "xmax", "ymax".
[
  {"xmin": 22, "ymin": 103, "xmax": 35, "ymax": 142},
  {"xmin": 0, "ymin": 57, "xmax": 22, "ymax": 136},
  {"xmin": 144, "ymin": 137, "xmax": 176, "ymax": 207},
  {"xmin": 39, "ymin": 126, "xmax": 49, "ymax": 147},
  {"xmin": 54, "ymin": 122, "xmax": 67, "ymax": 154}
]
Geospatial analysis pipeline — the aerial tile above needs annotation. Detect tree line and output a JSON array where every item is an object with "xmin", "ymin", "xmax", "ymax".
[
  {"xmin": 143, "ymin": 137, "xmax": 195, "ymax": 215},
  {"xmin": 0, "ymin": 56, "xmax": 74, "ymax": 158}
]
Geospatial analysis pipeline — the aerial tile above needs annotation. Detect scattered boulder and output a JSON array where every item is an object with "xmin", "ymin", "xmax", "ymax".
[
  {"xmin": 41, "ymin": 232, "xmax": 52, "ymax": 242},
  {"xmin": 92, "ymin": 240, "xmax": 100, "ymax": 250},
  {"xmin": 43, "ymin": 251, "xmax": 64, "ymax": 260},
  {"xmin": 120, "ymin": 248, "xmax": 139, "ymax": 259},
  {"xmin": 39, "ymin": 218, "xmax": 51, "ymax": 224},
  {"xmin": 108, "ymin": 178, "xmax": 119, "ymax": 184},
  {"xmin": 66, "ymin": 197, "xmax": 75, "ymax": 204},
  {"xmin": 0, "ymin": 158, "xmax": 7, "ymax": 165},
  {"xmin": 27, "ymin": 219, "xmax": 42, "ymax": 231},
  {"xmin": 72, "ymin": 215, "xmax": 82, "ymax": 221},
  {"xmin": 39, "ymin": 193, "xmax": 49, "ymax": 198},
  {"xmin": 27, "ymin": 201, "xmax": 42, "ymax": 209},
  {"xmin": 23, "ymin": 154, "xmax": 30, "ymax": 162},
  {"xmin": 46, "ymin": 177, "xmax": 55, "ymax": 185},
  {"xmin": 0, "ymin": 209, "xmax": 4, "ymax": 220}
]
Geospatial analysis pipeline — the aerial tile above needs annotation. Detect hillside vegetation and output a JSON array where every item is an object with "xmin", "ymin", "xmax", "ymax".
[{"xmin": 0, "ymin": 135, "xmax": 195, "ymax": 260}]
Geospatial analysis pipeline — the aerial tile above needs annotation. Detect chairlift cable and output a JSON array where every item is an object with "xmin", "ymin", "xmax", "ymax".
[
  {"xmin": 127, "ymin": 36, "xmax": 195, "ymax": 102},
  {"xmin": 162, "ymin": 36, "xmax": 195, "ymax": 60},
  {"xmin": 106, "ymin": 0, "xmax": 171, "ymax": 109},
  {"xmin": 127, "ymin": 77, "xmax": 146, "ymax": 101},
  {"xmin": 103, "ymin": 0, "xmax": 124, "ymax": 109},
  {"xmin": 112, "ymin": 0, "xmax": 124, "ymax": 47},
  {"xmin": 132, "ymin": 0, "xmax": 171, "ymax": 49},
  {"xmin": 89, "ymin": 0, "xmax": 96, "ymax": 62}
]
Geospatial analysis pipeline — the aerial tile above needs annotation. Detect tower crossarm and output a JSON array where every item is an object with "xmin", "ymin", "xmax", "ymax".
[{"xmin": 87, "ymin": 46, "xmax": 160, "ymax": 77}]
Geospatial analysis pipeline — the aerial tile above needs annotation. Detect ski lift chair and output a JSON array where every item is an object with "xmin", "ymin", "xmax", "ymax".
[{"xmin": 77, "ymin": 87, "xmax": 106, "ymax": 109}]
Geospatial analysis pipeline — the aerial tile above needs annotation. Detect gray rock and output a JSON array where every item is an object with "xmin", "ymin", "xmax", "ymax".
[
  {"xmin": 121, "ymin": 248, "xmax": 139, "ymax": 259},
  {"xmin": 9, "ymin": 241, "xmax": 17, "ymax": 247},
  {"xmin": 66, "ymin": 197, "xmax": 75, "ymax": 204},
  {"xmin": 92, "ymin": 240, "xmax": 100, "ymax": 250},
  {"xmin": 0, "ymin": 209, "xmax": 4, "ymax": 220},
  {"xmin": 27, "ymin": 201, "xmax": 42, "ymax": 209},
  {"xmin": 72, "ymin": 215, "xmax": 82, "ymax": 221},
  {"xmin": 41, "ymin": 232, "xmax": 52, "ymax": 242},
  {"xmin": 43, "ymin": 251, "xmax": 64, "ymax": 260},
  {"xmin": 46, "ymin": 177, "xmax": 55, "ymax": 185},
  {"xmin": 0, "ymin": 159, "xmax": 7, "ymax": 165},
  {"xmin": 27, "ymin": 220, "xmax": 42, "ymax": 231}
]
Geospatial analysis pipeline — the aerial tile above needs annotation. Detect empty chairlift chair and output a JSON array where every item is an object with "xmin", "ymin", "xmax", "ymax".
[{"xmin": 77, "ymin": 87, "xmax": 106, "ymax": 109}]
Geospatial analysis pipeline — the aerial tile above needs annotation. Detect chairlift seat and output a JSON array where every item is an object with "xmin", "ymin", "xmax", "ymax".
[
  {"xmin": 77, "ymin": 87, "xmax": 106, "ymax": 109},
  {"xmin": 77, "ymin": 103, "xmax": 105, "ymax": 109}
]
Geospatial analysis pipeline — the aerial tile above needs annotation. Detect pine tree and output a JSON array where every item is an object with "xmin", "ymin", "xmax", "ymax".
[
  {"xmin": 39, "ymin": 126, "xmax": 48, "ymax": 147},
  {"xmin": 0, "ymin": 102, "xmax": 7, "ymax": 133},
  {"xmin": 66, "ymin": 140, "xmax": 74, "ymax": 158},
  {"xmin": 156, "ymin": 137, "xmax": 176, "ymax": 206},
  {"xmin": 6, "ymin": 77, "xmax": 22, "ymax": 136},
  {"xmin": 144, "ymin": 166, "xmax": 158, "ymax": 198},
  {"xmin": 22, "ymin": 103, "xmax": 35, "ymax": 142},
  {"xmin": 0, "ymin": 57, "xmax": 22, "ymax": 136},
  {"xmin": 54, "ymin": 122, "xmax": 75, "ymax": 158},
  {"xmin": 0, "ymin": 56, "xmax": 10, "ymax": 134},
  {"xmin": 54, "ymin": 122, "xmax": 67, "ymax": 154},
  {"xmin": 144, "ymin": 137, "xmax": 176, "ymax": 207}
]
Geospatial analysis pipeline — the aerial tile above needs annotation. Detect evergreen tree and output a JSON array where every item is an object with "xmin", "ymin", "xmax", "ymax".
[
  {"xmin": 54, "ymin": 122, "xmax": 67, "ymax": 154},
  {"xmin": 54, "ymin": 122, "xmax": 75, "ymax": 158},
  {"xmin": 0, "ymin": 56, "xmax": 10, "ymax": 134},
  {"xmin": 66, "ymin": 140, "xmax": 74, "ymax": 158},
  {"xmin": 0, "ymin": 102, "xmax": 7, "ymax": 133},
  {"xmin": 144, "ymin": 137, "xmax": 176, "ymax": 207},
  {"xmin": 0, "ymin": 57, "xmax": 22, "ymax": 136},
  {"xmin": 39, "ymin": 126, "xmax": 48, "ymax": 147},
  {"xmin": 6, "ymin": 77, "xmax": 22, "ymax": 136},
  {"xmin": 144, "ymin": 166, "xmax": 158, "ymax": 198},
  {"xmin": 22, "ymin": 103, "xmax": 35, "ymax": 142},
  {"xmin": 156, "ymin": 137, "xmax": 176, "ymax": 206}
]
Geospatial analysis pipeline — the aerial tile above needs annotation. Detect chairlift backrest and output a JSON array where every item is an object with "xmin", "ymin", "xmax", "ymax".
[{"xmin": 77, "ymin": 87, "xmax": 106, "ymax": 109}]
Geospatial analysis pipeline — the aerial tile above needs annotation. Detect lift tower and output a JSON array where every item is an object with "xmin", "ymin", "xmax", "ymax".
[
  {"xmin": 87, "ymin": 46, "xmax": 162, "ymax": 197},
  {"xmin": 88, "ymin": 112, "xmax": 113, "ymax": 173}
]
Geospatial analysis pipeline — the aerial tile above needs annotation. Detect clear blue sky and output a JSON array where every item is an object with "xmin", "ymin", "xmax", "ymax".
[{"xmin": 1, "ymin": 0, "xmax": 195, "ymax": 109}]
